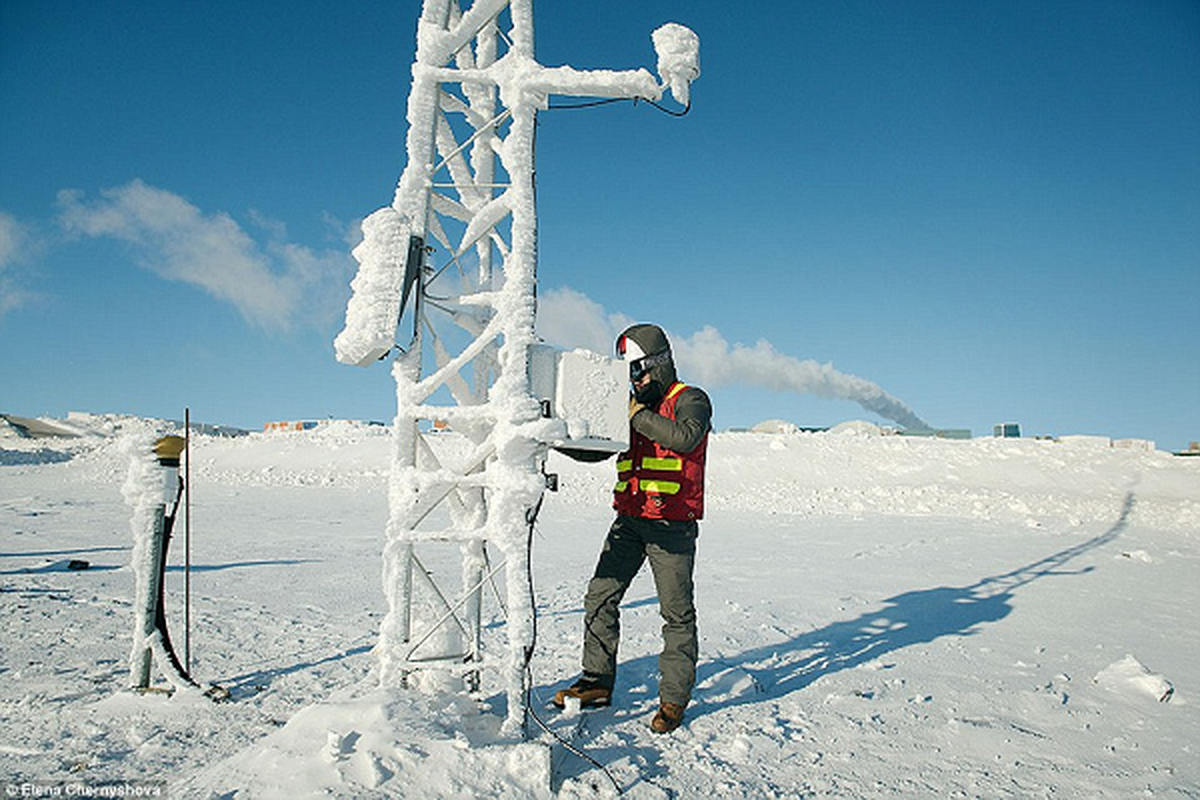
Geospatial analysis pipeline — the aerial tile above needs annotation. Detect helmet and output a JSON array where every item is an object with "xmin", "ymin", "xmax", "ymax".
[
  {"xmin": 616, "ymin": 323, "xmax": 670, "ymax": 361},
  {"xmin": 616, "ymin": 324, "xmax": 677, "ymax": 403}
]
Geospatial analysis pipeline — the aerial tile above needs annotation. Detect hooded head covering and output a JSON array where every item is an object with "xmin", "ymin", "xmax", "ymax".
[{"xmin": 616, "ymin": 323, "xmax": 678, "ymax": 406}]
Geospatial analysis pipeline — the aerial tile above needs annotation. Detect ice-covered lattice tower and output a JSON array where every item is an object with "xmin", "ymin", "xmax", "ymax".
[{"xmin": 335, "ymin": 0, "xmax": 697, "ymax": 733}]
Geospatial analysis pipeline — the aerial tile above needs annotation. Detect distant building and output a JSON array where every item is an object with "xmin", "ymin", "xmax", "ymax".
[
  {"xmin": 263, "ymin": 420, "xmax": 321, "ymax": 433},
  {"xmin": 994, "ymin": 422, "xmax": 1021, "ymax": 438},
  {"xmin": 262, "ymin": 419, "xmax": 385, "ymax": 434},
  {"xmin": 899, "ymin": 428, "xmax": 972, "ymax": 440}
]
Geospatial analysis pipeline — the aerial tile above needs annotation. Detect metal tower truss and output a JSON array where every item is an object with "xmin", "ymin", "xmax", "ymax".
[{"xmin": 336, "ymin": 0, "xmax": 698, "ymax": 734}]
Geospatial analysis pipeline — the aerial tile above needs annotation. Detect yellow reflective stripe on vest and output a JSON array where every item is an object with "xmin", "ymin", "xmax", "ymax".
[
  {"xmin": 614, "ymin": 480, "xmax": 629, "ymax": 493},
  {"xmin": 616, "ymin": 459, "xmax": 633, "ymax": 473},
  {"xmin": 640, "ymin": 480, "xmax": 681, "ymax": 495},
  {"xmin": 641, "ymin": 456, "xmax": 682, "ymax": 471}
]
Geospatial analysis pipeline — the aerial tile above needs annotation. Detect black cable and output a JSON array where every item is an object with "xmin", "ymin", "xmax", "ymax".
[
  {"xmin": 546, "ymin": 96, "xmax": 691, "ymax": 117},
  {"xmin": 522, "ymin": 496, "xmax": 543, "ymax": 673},
  {"xmin": 525, "ymin": 665, "xmax": 624, "ymax": 795},
  {"xmin": 547, "ymin": 97, "xmax": 628, "ymax": 111},
  {"xmin": 156, "ymin": 479, "xmax": 199, "ymax": 688},
  {"xmin": 522, "ymin": 495, "xmax": 677, "ymax": 797},
  {"xmin": 641, "ymin": 97, "xmax": 692, "ymax": 117},
  {"xmin": 523, "ymin": 489, "xmax": 625, "ymax": 795}
]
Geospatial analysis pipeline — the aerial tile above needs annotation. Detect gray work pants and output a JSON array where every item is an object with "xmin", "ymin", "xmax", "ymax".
[{"xmin": 581, "ymin": 515, "xmax": 698, "ymax": 707}]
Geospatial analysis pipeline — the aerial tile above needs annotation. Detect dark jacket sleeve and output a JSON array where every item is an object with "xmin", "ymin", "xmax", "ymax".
[{"xmin": 632, "ymin": 386, "xmax": 712, "ymax": 454}]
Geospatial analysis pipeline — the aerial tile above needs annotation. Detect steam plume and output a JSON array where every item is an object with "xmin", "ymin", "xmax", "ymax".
[
  {"xmin": 674, "ymin": 326, "xmax": 929, "ymax": 431},
  {"xmin": 538, "ymin": 287, "xmax": 930, "ymax": 430}
]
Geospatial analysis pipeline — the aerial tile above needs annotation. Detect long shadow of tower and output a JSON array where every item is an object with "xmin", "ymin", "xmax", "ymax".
[{"xmin": 688, "ymin": 493, "xmax": 1136, "ymax": 716}]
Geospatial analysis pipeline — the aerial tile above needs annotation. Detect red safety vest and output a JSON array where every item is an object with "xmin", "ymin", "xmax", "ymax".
[{"xmin": 613, "ymin": 382, "xmax": 708, "ymax": 521}]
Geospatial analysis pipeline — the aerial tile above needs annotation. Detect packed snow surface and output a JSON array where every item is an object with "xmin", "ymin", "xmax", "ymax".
[{"xmin": 2, "ymin": 416, "xmax": 1198, "ymax": 797}]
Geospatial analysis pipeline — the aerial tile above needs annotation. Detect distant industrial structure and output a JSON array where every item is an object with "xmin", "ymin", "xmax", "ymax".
[
  {"xmin": 727, "ymin": 417, "xmax": 1192, "ymax": 455},
  {"xmin": 262, "ymin": 420, "xmax": 322, "ymax": 433},
  {"xmin": 262, "ymin": 419, "xmax": 386, "ymax": 434}
]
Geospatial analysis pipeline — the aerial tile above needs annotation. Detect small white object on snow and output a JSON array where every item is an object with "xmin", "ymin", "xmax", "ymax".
[{"xmin": 1093, "ymin": 654, "xmax": 1174, "ymax": 703}]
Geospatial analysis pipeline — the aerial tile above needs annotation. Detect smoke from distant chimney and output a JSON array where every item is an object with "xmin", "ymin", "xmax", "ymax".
[
  {"xmin": 538, "ymin": 287, "xmax": 929, "ymax": 431},
  {"xmin": 673, "ymin": 326, "xmax": 929, "ymax": 431}
]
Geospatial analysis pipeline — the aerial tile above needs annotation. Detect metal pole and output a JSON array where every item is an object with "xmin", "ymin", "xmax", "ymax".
[
  {"xmin": 184, "ymin": 407, "xmax": 192, "ymax": 674},
  {"xmin": 134, "ymin": 505, "xmax": 167, "ymax": 689}
]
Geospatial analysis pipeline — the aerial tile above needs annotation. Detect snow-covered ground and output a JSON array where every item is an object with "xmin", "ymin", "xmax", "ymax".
[{"xmin": 2, "ymin": 417, "xmax": 1198, "ymax": 797}]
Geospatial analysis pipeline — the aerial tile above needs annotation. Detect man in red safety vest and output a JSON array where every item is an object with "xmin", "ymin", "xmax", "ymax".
[{"xmin": 554, "ymin": 323, "xmax": 712, "ymax": 734}]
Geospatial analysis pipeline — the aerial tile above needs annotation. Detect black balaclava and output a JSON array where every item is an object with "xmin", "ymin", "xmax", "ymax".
[{"xmin": 616, "ymin": 323, "xmax": 678, "ymax": 407}]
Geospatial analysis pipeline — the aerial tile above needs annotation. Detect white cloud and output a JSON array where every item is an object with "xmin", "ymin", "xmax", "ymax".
[
  {"xmin": 56, "ymin": 180, "xmax": 354, "ymax": 331},
  {"xmin": 536, "ymin": 286, "xmax": 634, "ymax": 354}
]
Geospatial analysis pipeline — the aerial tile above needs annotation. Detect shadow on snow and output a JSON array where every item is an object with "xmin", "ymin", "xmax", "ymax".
[
  {"xmin": 686, "ymin": 492, "xmax": 1136, "ymax": 719},
  {"xmin": 548, "ymin": 494, "xmax": 1134, "ymax": 792}
]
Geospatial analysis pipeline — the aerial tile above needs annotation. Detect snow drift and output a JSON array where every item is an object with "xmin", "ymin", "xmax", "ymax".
[{"xmin": 1, "ymin": 418, "xmax": 1198, "ymax": 797}]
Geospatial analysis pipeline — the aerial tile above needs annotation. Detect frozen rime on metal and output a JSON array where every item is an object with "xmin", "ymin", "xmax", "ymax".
[
  {"xmin": 652, "ymin": 22, "xmax": 701, "ymax": 106},
  {"xmin": 334, "ymin": 207, "xmax": 413, "ymax": 368},
  {"xmin": 122, "ymin": 436, "xmax": 197, "ymax": 695},
  {"xmin": 334, "ymin": 0, "xmax": 697, "ymax": 735},
  {"xmin": 123, "ymin": 436, "xmax": 160, "ymax": 685}
]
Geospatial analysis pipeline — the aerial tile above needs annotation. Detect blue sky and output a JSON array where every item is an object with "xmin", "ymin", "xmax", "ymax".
[{"xmin": 2, "ymin": 1, "xmax": 1197, "ymax": 449}]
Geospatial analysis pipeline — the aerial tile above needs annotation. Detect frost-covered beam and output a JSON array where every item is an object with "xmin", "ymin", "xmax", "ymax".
[{"xmin": 417, "ymin": 0, "xmax": 513, "ymax": 67}]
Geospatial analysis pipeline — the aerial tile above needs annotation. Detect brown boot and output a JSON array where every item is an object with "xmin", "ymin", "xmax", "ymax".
[
  {"xmin": 650, "ymin": 702, "xmax": 686, "ymax": 734},
  {"xmin": 552, "ymin": 678, "xmax": 612, "ymax": 709}
]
